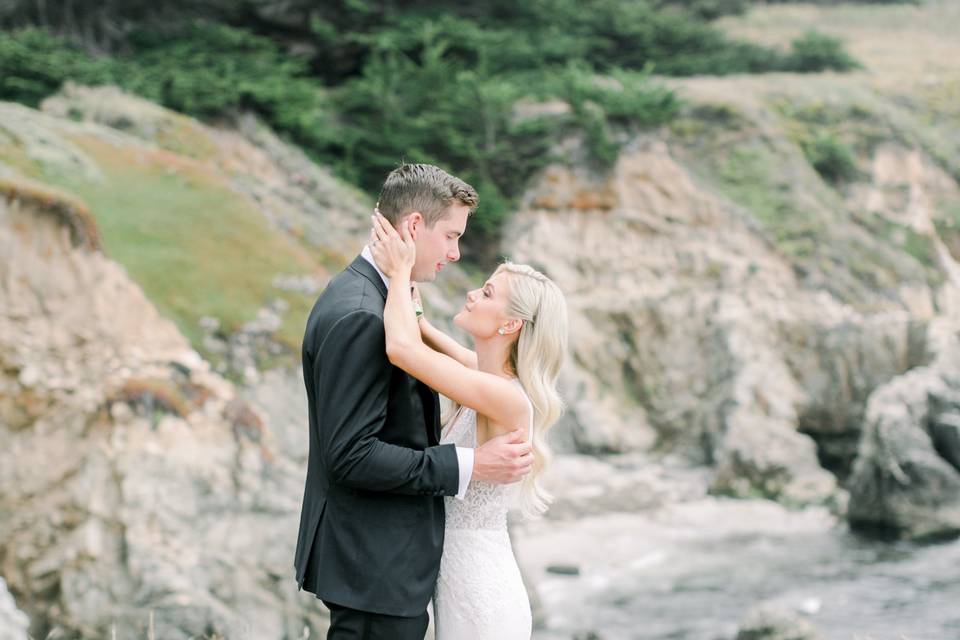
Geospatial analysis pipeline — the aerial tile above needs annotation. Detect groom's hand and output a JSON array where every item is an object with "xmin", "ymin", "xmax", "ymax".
[{"xmin": 472, "ymin": 430, "xmax": 533, "ymax": 484}]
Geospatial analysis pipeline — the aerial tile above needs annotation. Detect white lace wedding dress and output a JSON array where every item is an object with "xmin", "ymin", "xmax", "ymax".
[{"xmin": 433, "ymin": 381, "xmax": 533, "ymax": 640}]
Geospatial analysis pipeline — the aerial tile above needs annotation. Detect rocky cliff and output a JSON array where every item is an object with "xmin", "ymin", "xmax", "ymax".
[
  {"xmin": 504, "ymin": 2, "xmax": 960, "ymax": 534},
  {"xmin": 0, "ymin": 88, "xmax": 363, "ymax": 638},
  {"xmin": 0, "ymin": 183, "xmax": 323, "ymax": 638}
]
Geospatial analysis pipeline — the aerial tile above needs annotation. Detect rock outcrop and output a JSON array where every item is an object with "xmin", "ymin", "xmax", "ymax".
[
  {"xmin": 847, "ymin": 321, "xmax": 960, "ymax": 539},
  {"xmin": 736, "ymin": 604, "xmax": 822, "ymax": 640},
  {"xmin": 0, "ymin": 577, "xmax": 29, "ymax": 640},
  {"xmin": 504, "ymin": 73, "xmax": 960, "ymax": 512},
  {"xmin": 0, "ymin": 160, "xmax": 327, "ymax": 639}
]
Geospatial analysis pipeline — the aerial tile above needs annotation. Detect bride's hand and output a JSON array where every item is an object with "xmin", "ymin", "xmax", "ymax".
[{"xmin": 370, "ymin": 211, "xmax": 416, "ymax": 279}]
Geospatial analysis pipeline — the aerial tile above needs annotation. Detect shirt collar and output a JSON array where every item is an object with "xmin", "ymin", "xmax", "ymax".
[{"xmin": 360, "ymin": 245, "xmax": 390, "ymax": 288}]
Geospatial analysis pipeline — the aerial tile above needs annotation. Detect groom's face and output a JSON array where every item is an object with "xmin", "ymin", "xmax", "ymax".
[{"xmin": 407, "ymin": 203, "xmax": 470, "ymax": 282}]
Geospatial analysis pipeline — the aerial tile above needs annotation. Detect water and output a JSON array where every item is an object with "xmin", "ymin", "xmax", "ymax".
[{"xmin": 515, "ymin": 500, "xmax": 960, "ymax": 640}]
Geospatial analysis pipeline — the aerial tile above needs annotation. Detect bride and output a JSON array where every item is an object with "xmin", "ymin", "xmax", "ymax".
[{"xmin": 369, "ymin": 211, "xmax": 567, "ymax": 639}]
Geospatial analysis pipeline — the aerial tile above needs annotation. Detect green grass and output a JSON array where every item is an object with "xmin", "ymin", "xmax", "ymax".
[
  {"xmin": 713, "ymin": 144, "xmax": 823, "ymax": 257},
  {"xmin": 773, "ymin": 98, "xmax": 888, "ymax": 169},
  {"xmin": 934, "ymin": 202, "xmax": 960, "ymax": 262},
  {"xmin": 35, "ymin": 134, "xmax": 320, "ymax": 354}
]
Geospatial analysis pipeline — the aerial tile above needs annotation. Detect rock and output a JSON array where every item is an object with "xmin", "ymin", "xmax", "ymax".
[
  {"xmin": 0, "ymin": 577, "xmax": 29, "ymax": 640},
  {"xmin": 537, "ymin": 454, "xmax": 710, "ymax": 520},
  {"xmin": 546, "ymin": 564, "xmax": 581, "ymax": 576},
  {"xmin": 930, "ymin": 412, "xmax": 960, "ymax": 470},
  {"xmin": 710, "ymin": 415, "xmax": 838, "ymax": 507},
  {"xmin": 847, "ymin": 328, "xmax": 960, "ymax": 540},
  {"xmin": 736, "ymin": 604, "xmax": 822, "ymax": 640},
  {"xmin": 0, "ymin": 154, "xmax": 328, "ymax": 638},
  {"xmin": 504, "ymin": 145, "xmax": 857, "ymax": 506},
  {"xmin": 239, "ymin": 368, "xmax": 309, "ymax": 465},
  {"xmin": 273, "ymin": 273, "xmax": 324, "ymax": 295},
  {"xmin": 502, "ymin": 74, "xmax": 960, "ymax": 509},
  {"xmin": 493, "ymin": 21, "xmax": 960, "ymax": 511},
  {"xmin": 17, "ymin": 365, "xmax": 41, "ymax": 388},
  {"xmin": 199, "ymin": 316, "xmax": 221, "ymax": 332}
]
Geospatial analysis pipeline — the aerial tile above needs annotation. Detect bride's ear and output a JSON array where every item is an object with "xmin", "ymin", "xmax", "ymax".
[{"xmin": 502, "ymin": 319, "xmax": 523, "ymax": 336}]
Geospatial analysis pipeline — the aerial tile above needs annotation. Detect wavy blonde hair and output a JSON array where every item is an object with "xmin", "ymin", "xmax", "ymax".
[
  {"xmin": 498, "ymin": 263, "xmax": 567, "ymax": 518},
  {"xmin": 491, "ymin": 262, "xmax": 569, "ymax": 519}
]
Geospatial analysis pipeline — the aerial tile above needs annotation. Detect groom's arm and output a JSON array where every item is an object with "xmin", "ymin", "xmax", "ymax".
[{"xmin": 313, "ymin": 309, "xmax": 461, "ymax": 496}]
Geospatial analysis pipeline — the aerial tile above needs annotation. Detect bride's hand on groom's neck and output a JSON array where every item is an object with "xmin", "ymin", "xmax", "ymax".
[{"xmin": 370, "ymin": 211, "xmax": 416, "ymax": 279}]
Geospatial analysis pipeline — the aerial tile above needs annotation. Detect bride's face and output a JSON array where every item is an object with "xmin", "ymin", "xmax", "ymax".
[{"xmin": 453, "ymin": 271, "xmax": 512, "ymax": 339}]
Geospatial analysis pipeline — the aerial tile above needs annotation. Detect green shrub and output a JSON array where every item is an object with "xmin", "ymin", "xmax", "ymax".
[
  {"xmin": 542, "ymin": 65, "xmax": 679, "ymax": 168},
  {"xmin": 802, "ymin": 134, "xmax": 859, "ymax": 184},
  {"xmin": 785, "ymin": 31, "xmax": 861, "ymax": 73},
  {"xmin": 117, "ymin": 23, "xmax": 330, "ymax": 150},
  {"xmin": 654, "ymin": 0, "xmax": 750, "ymax": 20},
  {"xmin": 326, "ymin": 37, "xmax": 554, "ymax": 245},
  {"xmin": 0, "ymin": 28, "xmax": 112, "ymax": 106},
  {"xmin": 552, "ymin": 0, "xmax": 782, "ymax": 75}
]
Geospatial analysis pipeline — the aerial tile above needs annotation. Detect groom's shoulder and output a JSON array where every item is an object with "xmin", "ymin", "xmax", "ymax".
[
  {"xmin": 303, "ymin": 267, "xmax": 383, "ymax": 355},
  {"xmin": 312, "ymin": 263, "xmax": 383, "ymax": 321}
]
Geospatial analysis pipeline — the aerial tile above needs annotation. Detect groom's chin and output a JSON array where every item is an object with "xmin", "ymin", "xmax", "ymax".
[{"xmin": 413, "ymin": 270, "xmax": 437, "ymax": 283}]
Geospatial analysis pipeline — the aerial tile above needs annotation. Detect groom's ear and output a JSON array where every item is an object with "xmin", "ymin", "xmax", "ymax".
[{"xmin": 406, "ymin": 211, "xmax": 424, "ymax": 239}]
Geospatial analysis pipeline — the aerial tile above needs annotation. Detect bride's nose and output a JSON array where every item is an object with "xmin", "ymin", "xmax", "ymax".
[{"xmin": 466, "ymin": 289, "xmax": 480, "ymax": 303}]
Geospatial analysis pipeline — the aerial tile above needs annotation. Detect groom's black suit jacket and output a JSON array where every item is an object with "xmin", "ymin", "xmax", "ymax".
[{"xmin": 294, "ymin": 255, "xmax": 461, "ymax": 617}]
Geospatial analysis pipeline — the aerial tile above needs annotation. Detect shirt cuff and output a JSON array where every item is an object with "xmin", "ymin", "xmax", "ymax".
[{"xmin": 454, "ymin": 446, "xmax": 474, "ymax": 500}]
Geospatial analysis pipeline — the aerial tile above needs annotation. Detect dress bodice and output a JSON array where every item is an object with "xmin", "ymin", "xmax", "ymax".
[{"xmin": 441, "ymin": 381, "xmax": 533, "ymax": 531}]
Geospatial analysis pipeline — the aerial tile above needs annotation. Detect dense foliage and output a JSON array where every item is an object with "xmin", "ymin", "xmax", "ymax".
[{"xmin": 0, "ymin": 0, "xmax": 863, "ymax": 256}]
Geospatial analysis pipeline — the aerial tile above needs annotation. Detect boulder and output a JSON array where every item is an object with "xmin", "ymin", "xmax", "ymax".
[
  {"xmin": 0, "ymin": 578, "xmax": 29, "ymax": 640},
  {"xmin": 736, "ymin": 604, "xmax": 822, "ymax": 640},
  {"xmin": 847, "ymin": 327, "xmax": 960, "ymax": 540}
]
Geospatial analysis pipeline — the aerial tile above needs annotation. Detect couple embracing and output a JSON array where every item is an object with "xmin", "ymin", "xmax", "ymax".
[{"xmin": 294, "ymin": 164, "xmax": 568, "ymax": 639}]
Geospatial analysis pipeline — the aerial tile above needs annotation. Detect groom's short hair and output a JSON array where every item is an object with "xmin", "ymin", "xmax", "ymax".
[{"xmin": 377, "ymin": 164, "xmax": 478, "ymax": 228}]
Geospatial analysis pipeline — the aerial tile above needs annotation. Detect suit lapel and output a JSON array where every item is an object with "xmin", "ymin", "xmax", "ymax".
[{"xmin": 348, "ymin": 255, "xmax": 388, "ymax": 300}]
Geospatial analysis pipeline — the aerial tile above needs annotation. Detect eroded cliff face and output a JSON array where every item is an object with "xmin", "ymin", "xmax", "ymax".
[
  {"xmin": 504, "ymin": 73, "xmax": 960, "ymax": 516},
  {"xmin": 0, "ymin": 109, "xmax": 333, "ymax": 639}
]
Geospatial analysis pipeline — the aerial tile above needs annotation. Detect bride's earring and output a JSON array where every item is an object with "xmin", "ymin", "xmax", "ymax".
[{"xmin": 497, "ymin": 328, "xmax": 505, "ymax": 335}]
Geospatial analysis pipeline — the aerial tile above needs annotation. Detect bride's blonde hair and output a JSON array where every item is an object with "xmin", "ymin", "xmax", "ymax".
[
  {"xmin": 441, "ymin": 262, "xmax": 567, "ymax": 518},
  {"xmin": 495, "ymin": 262, "xmax": 568, "ymax": 518}
]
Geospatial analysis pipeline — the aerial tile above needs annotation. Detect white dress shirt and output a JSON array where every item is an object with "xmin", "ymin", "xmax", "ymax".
[{"xmin": 360, "ymin": 246, "xmax": 473, "ymax": 500}]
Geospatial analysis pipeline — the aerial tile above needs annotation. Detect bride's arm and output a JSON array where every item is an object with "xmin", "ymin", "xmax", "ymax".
[
  {"xmin": 372, "ymin": 215, "xmax": 527, "ymax": 431},
  {"xmin": 389, "ymin": 282, "xmax": 527, "ymax": 432},
  {"xmin": 418, "ymin": 312, "xmax": 478, "ymax": 369}
]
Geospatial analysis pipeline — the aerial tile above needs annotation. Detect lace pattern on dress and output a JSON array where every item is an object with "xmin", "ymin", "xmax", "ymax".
[
  {"xmin": 441, "ymin": 382, "xmax": 533, "ymax": 531},
  {"xmin": 443, "ymin": 408, "xmax": 510, "ymax": 531}
]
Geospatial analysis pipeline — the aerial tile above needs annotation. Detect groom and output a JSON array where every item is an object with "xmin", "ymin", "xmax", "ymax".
[{"xmin": 294, "ymin": 164, "xmax": 533, "ymax": 639}]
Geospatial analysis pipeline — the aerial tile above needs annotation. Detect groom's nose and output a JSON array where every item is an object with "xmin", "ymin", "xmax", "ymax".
[{"xmin": 447, "ymin": 243, "xmax": 460, "ymax": 262}]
